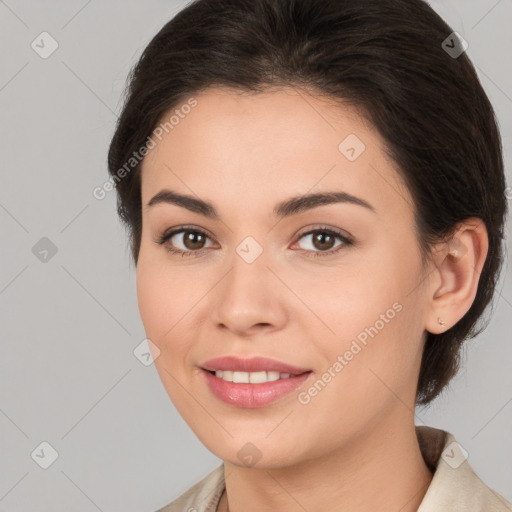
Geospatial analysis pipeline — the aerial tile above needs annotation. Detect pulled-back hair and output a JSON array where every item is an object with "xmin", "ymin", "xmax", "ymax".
[{"xmin": 107, "ymin": 0, "xmax": 508, "ymax": 406}]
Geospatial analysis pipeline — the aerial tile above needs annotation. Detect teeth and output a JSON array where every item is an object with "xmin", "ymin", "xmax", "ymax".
[{"xmin": 214, "ymin": 370, "xmax": 294, "ymax": 383}]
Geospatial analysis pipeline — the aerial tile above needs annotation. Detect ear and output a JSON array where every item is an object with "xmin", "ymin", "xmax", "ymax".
[{"xmin": 424, "ymin": 218, "xmax": 489, "ymax": 334}]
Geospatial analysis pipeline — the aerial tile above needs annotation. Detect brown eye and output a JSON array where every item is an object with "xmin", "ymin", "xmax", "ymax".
[
  {"xmin": 180, "ymin": 230, "xmax": 207, "ymax": 250},
  {"xmin": 156, "ymin": 227, "xmax": 214, "ymax": 257},
  {"xmin": 295, "ymin": 227, "xmax": 353, "ymax": 258},
  {"xmin": 311, "ymin": 232, "xmax": 337, "ymax": 251}
]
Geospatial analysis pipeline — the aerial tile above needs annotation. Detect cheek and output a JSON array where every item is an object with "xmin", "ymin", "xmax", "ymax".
[
  {"xmin": 136, "ymin": 258, "xmax": 198, "ymax": 407},
  {"xmin": 136, "ymin": 263, "xmax": 165, "ymax": 340},
  {"xmin": 310, "ymin": 247, "xmax": 424, "ymax": 398},
  {"xmin": 136, "ymin": 254, "xmax": 207, "ymax": 364},
  {"xmin": 296, "ymin": 306, "xmax": 421, "ymax": 450},
  {"xmin": 136, "ymin": 255, "xmax": 184, "ymax": 352}
]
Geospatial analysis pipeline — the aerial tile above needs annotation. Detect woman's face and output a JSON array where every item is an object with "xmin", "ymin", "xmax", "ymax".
[{"xmin": 137, "ymin": 86, "xmax": 433, "ymax": 467}]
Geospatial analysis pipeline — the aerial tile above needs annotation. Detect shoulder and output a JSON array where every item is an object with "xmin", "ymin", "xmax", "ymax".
[
  {"xmin": 156, "ymin": 463, "xmax": 225, "ymax": 512},
  {"xmin": 416, "ymin": 425, "xmax": 512, "ymax": 511}
]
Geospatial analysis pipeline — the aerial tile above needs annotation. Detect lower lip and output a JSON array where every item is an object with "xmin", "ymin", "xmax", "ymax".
[{"xmin": 201, "ymin": 369, "xmax": 312, "ymax": 408}]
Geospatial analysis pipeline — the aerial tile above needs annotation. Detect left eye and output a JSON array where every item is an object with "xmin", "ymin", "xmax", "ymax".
[
  {"xmin": 299, "ymin": 229, "xmax": 348, "ymax": 252},
  {"xmin": 294, "ymin": 228, "xmax": 352, "ymax": 256},
  {"xmin": 155, "ymin": 226, "xmax": 353, "ymax": 258}
]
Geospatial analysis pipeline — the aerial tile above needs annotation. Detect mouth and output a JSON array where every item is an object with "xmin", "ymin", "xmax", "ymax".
[
  {"xmin": 198, "ymin": 356, "xmax": 313, "ymax": 408},
  {"xmin": 203, "ymin": 369, "xmax": 311, "ymax": 383},
  {"xmin": 200, "ymin": 355, "xmax": 312, "ymax": 375}
]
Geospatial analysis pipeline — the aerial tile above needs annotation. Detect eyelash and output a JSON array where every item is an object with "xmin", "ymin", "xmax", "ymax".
[{"xmin": 155, "ymin": 225, "xmax": 354, "ymax": 259}]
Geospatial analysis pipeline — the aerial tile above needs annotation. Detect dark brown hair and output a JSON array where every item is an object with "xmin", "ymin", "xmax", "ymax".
[{"xmin": 107, "ymin": 0, "xmax": 508, "ymax": 406}]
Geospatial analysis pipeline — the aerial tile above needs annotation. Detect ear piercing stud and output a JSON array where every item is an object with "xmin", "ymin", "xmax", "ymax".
[
  {"xmin": 438, "ymin": 318, "xmax": 446, "ymax": 326},
  {"xmin": 447, "ymin": 237, "xmax": 468, "ymax": 259}
]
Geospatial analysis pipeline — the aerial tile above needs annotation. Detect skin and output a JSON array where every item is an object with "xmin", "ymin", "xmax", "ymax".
[{"xmin": 136, "ymin": 86, "xmax": 488, "ymax": 512}]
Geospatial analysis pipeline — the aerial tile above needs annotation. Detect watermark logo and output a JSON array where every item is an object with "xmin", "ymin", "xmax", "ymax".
[
  {"xmin": 237, "ymin": 442, "xmax": 262, "ymax": 467},
  {"xmin": 32, "ymin": 237, "xmax": 58, "ymax": 263},
  {"xmin": 236, "ymin": 236, "xmax": 264, "ymax": 264},
  {"xmin": 441, "ymin": 441, "xmax": 468, "ymax": 469},
  {"xmin": 338, "ymin": 134, "xmax": 366, "ymax": 162},
  {"xmin": 442, "ymin": 32, "xmax": 468, "ymax": 59},
  {"xmin": 133, "ymin": 338, "xmax": 160, "ymax": 366},
  {"xmin": 31, "ymin": 441, "xmax": 59, "ymax": 469},
  {"xmin": 31, "ymin": 31, "xmax": 59, "ymax": 59}
]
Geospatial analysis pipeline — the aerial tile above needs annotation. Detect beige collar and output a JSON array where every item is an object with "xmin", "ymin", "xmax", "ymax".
[{"xmin": 159, "ymin": 425, "xmax": 512, "ymax": 511}]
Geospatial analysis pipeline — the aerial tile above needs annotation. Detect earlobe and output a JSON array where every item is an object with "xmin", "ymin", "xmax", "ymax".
[{"xmin": 425, "ymin": 218, "xmax": 488, "ymax": 334}]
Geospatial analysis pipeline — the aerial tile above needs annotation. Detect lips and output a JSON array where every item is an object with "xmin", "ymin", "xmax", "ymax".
[
  {"xmin": 198, "ymin": 356, "xmax": 313, "ymax": 407},
  {"xmin": 200, "ymin": 356, "xmax": 311, "ymax": 375}
]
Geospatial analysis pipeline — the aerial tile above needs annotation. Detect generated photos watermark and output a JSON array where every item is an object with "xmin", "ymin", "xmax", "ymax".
[
  {"xmin": 297, "ymin": 301, "xmax": 403, "ymax": 405},
  {"xmin": 93, "ymin": 96, "xmax": 198, "ymax": 200}
]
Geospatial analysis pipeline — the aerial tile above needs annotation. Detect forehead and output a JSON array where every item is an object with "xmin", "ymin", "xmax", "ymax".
[{"xmin": 140, "ymin": 86, "xmax": 411, "ymax": 218}]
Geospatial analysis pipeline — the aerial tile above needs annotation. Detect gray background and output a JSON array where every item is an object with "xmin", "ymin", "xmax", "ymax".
[{"xmin": 1, "ymin": 0, "xmax": 511, "ymax": 510}]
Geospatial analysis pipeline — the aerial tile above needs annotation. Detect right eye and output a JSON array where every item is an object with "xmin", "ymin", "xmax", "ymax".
[{"xmin": 155, "ymin": 226, "xmax": 215, "ymax": 257}]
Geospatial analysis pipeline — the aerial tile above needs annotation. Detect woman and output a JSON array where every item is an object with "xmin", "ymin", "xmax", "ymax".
[{"xmin": 107, "ymin": 0, "xmax": 511, "ymax": 510}]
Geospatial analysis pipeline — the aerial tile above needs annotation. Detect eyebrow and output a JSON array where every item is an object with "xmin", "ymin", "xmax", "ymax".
[{"xmin": 145, "ymin": 189, "xmax": 376, "ymax": 218}]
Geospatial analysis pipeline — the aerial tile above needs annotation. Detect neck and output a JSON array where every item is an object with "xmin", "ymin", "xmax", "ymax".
[{"xmin": 219, "ymin": 415, "xmax": 433, "ymax": 512}]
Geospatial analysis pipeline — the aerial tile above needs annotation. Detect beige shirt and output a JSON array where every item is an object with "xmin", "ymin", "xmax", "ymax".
[{"xmin": 158, "ymin": 425, "xmax": 512, "ymax": 511}]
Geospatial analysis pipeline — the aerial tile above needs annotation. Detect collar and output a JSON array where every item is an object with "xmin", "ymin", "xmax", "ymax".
[{"xmin": 160, "ymin": 425, "xmax": 512, "ymax": 511}]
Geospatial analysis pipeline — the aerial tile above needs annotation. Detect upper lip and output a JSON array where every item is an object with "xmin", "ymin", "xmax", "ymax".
[{"xmin": 200, "ymin": 356, "xmax": 311, "ymax": 375}]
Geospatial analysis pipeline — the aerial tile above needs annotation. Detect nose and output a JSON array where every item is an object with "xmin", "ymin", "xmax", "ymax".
[{"xmin": 210, "ymin": 251, "xmax": 289, "ymax": 337}]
